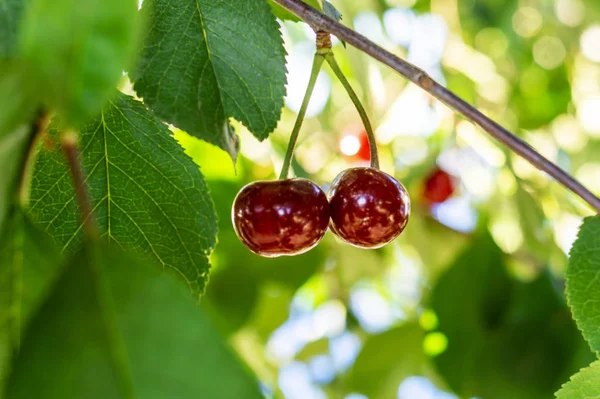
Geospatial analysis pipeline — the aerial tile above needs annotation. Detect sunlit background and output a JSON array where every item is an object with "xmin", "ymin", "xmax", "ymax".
[{"xmin": 174, "ymin": 0, "xmax": 600, "ymax": 397}]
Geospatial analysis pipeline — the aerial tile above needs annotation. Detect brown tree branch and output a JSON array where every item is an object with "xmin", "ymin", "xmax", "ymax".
[{"xmin": 272, "ymin": 0, "xmax": 600, "ymax": 213}]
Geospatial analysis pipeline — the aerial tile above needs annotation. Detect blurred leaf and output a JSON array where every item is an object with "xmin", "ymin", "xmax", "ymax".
[
  {"xmin": 458, "ymin": 0, "xmax": 517, "ymax": 44},
  {"xmin": 444, "ymin": 70, "xmax": 478, "ymax": 106},
  {"xmin": 413, "ymin": 0, "xmax": 432, "ymax": 13},
  {"xmin": 269, "ymin": 0, "xmax": 322, "ymax": 22},
  {"xmin": 203, "ymin": 266, "xmax": 259, "ymax": 336},
  {"xmin": 175, "ymin": 131, "xmax": 242, "ymax": 181},
  {"xmin": 581, "ymin": 0, "xmax": 600, "ymax": 17},
  {"xmin": 515, "ymin": 185, "xmax": 556, "ymax": 262},
  {"xmin": 403, "ymin": 213, "xmax": 469, "ymax": 278},
  {"xmin": 0, "ymin": 209, "xmax": 62, "ymax": 383},
  {"xmin": 249, "ymin": 283, "xmax": 294, "ymax": 341},
  {"xmin": 432, "ymin": 233, "xmax": 514, "ymax": 399},
  {"xmin": 0, "ymin": 62, "xmax": 37, "ymax": 230},
  {"xmin": 0, "ymin": 0, "xmax": 26, "ymax": 59},
  {"xmin": 323, "ymin": 1, "xmax": 342, "ymax": 21},
  {"xmin": 0, "ymin": 62, "xmax": 36, "ymax": 139},
  {"xmin": 19, "ymin": 0, "xmax": 139, "ymax": 125},
  {"xmin": 457, "ymin": 0, "xmax": 570, "ymax": 129},
  {"xmin": 297, "ymin": 338, "xmax": 329, "ymax": 362},
  {"xmin": 28, "ymin": 94, "xmax": 217, "ymax": 297},
  {"xmin": 432, "ymin": 234, "xmax": 591, "ymax": 399},
  {"xmin": 495, "ymin": 272, "xmax": 594, "ymax": 396},
  {"xmin": 5, "ymin": 243, "xmax": 263, "ymax": 398},
  {"xmin": 556, "ymin": 361, "xmax": 600, "ymax": 399},
  {"xmin": 322, "ymin": 2, "xmax": 346, "ymax": 47},
  {"xmin": 565, "ymin": 216, "xmax": 600, "ymax": 353},
  {"xmin": 334, "ymin": 240, "xmax": 388, "ymax": 283},
  {"xmin": 208, "ymin": 179, "xmax": 325, "ymax": 290},
  {"xmin": 133, "ymin": 0, "xmax": 287, "ymax": 161},
  {"xmin": 348, "ymin": 323, "xmax": 427, "ymax": 398},
  {"xmin": 511, "ymin": 64, "xmax": 571, "ymax": 129},
  {"xmin": 0, "ymin": 124, "xmax": 29, "ymax": 231}
]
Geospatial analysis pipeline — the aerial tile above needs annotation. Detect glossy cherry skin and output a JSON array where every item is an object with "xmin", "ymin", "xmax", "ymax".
[
  {"xmin": 232, "ymin": 179, "xmax": 330, "ymax": 257},
  {"xmin": 328, "ymin": 168, "xmax": 410, "ymax": 248},
  {"xmin": 423, "ymin": 168, "xmax": 455, "ymax": 204}
]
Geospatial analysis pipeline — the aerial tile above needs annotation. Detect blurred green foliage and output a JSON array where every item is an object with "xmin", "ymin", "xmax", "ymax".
[
  {"xmin": 6, "ymin": 244, "xmax": 263, "ymax": 398},
  {"xmin": 179, "ymin": 0, "xmax": 600, "ymax": 397},
  {"xmin": 1, "ymin": 0, "xmax": 600, "ymax": 397},
  {"xmin": 432, "ymin": 233, "xmax": 592, "ymax": 399}
]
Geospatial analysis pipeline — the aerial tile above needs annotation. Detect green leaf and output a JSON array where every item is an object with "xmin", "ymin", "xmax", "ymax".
[
  {"xmin": 323, "ymin": 1, "xmax": 342, "ymax": 21},
  {"xmin": 556, "ymin": 361, "xmax": 600, "ymax": 399},
  {"xmin": 19, "ymin": 0, "xmax": 139, "ymax": 125},
  {"xmin": 5, "ymin": 243, "xmax": 264, "ymax": 398},
  {"xmin": 133, "ymin": 0, "xmax": 287, "ymax": 160},
  {"xmin": 348, "ymin": 323, "xmax": 427, "ymax": 398},
  {"xmin": 0, "ymin": 0, "xmax": 27, "ymax": 59},
  {"xmin": 0, "ymin": 208, "xmax": 62, "ymax": 382},
  {"xmin": 28, "ymin": 94, "xmax": 218, "ymax": 297},
  {"xmin": 269, "ymin": 0, "xmax": 322, "ymax": 22},
  {"xmin": 323, "ymin": 1, "xmax": 345, "ymax": 47},
  {"xmin": 566, "ymin": 216, "xmax": 600, "ymax": 354},
  {"xmin": 431, "ymin": 233, "xmax": 592, "ymax": 399}
]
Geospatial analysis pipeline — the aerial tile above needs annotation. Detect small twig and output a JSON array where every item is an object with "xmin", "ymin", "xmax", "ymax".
[
  {"xmin": 272, "ymin": 0, "xmax": 600, "ymax": 213},
  {"xmin": 60, "ymin": 130, "xmax": 99, "ymax": 237}
]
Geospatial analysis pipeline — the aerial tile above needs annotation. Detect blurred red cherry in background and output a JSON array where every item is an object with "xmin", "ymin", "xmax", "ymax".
[{"xmin": 423, "ymin": 167, "xmax": 456, "ymax": 204}]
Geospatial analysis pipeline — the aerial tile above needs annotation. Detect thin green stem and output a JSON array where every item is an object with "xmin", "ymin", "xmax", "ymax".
[
  {"xmin": 325, "ymin": 53, "xmax": 379, "ymax": 169},
  {"xmin": 279, "ymin": 54, "xmax": 325, "ymax": 180}
]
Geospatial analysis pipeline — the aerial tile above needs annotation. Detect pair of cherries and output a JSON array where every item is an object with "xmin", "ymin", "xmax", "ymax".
[{"xmin": 232, "ymin": 167, "xmax": 411, "ymax": 257}]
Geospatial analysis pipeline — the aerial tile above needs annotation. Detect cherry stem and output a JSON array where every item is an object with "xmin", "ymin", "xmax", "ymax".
[
  {"xmin": 325, "ymin": 53, "xmax": 380, "ymax": 170},
  {"xmin": 271, "ymin": 0, "xmax": 600, "ymax": 213},
  {"xmin": 279, "ymin": 53, "xmax": 325, "ymax": 180},
  {"xmin": 60, "ymin": 130, "xmax": 99, "ymax": 238}
]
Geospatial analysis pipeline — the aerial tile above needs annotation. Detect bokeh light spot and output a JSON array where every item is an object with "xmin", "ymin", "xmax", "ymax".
[
  {"xmin": 581, "ymin": 25, "xmax": 600, "ymax": 63},
  {"xmin": 419, "ymin": 310, "xmax": 439, "ymax": 331},
  {"xmin": 512, "ymin": 7, "xmax": 543, "ymax": 38},
  {"xmin": 340, "ymin": 135, "xmax": 361, "ymax": 156},
  {"xmin": 552, "ymin": 114, "xmax": 588, "ymax": 152},
  {"xmin": 578, "ymin": 95, "xmax": 600, "ymax": 135},
  {"xmin": 533, "ymin": 36, "xmax": 566, "ymax": 70},
  {"xmin": 423, "ymin": 332, "xmax": 448, "ymax": 357},
  {"xmin": 555, "ymin": 0, "xmax": 584, "ymax": 26}
]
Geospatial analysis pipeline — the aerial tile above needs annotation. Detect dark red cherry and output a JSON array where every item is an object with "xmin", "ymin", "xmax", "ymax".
[
  {"xmin": 328, "ymin": 167, "xmax": 410, "ymax": 248},
  {"xmin": 232, "ymin": 179, "xmax": 330, "ymax": 257},
  {"xmin": 423, "ymin": 168, "xmax": 455, "ymax": 204}
]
